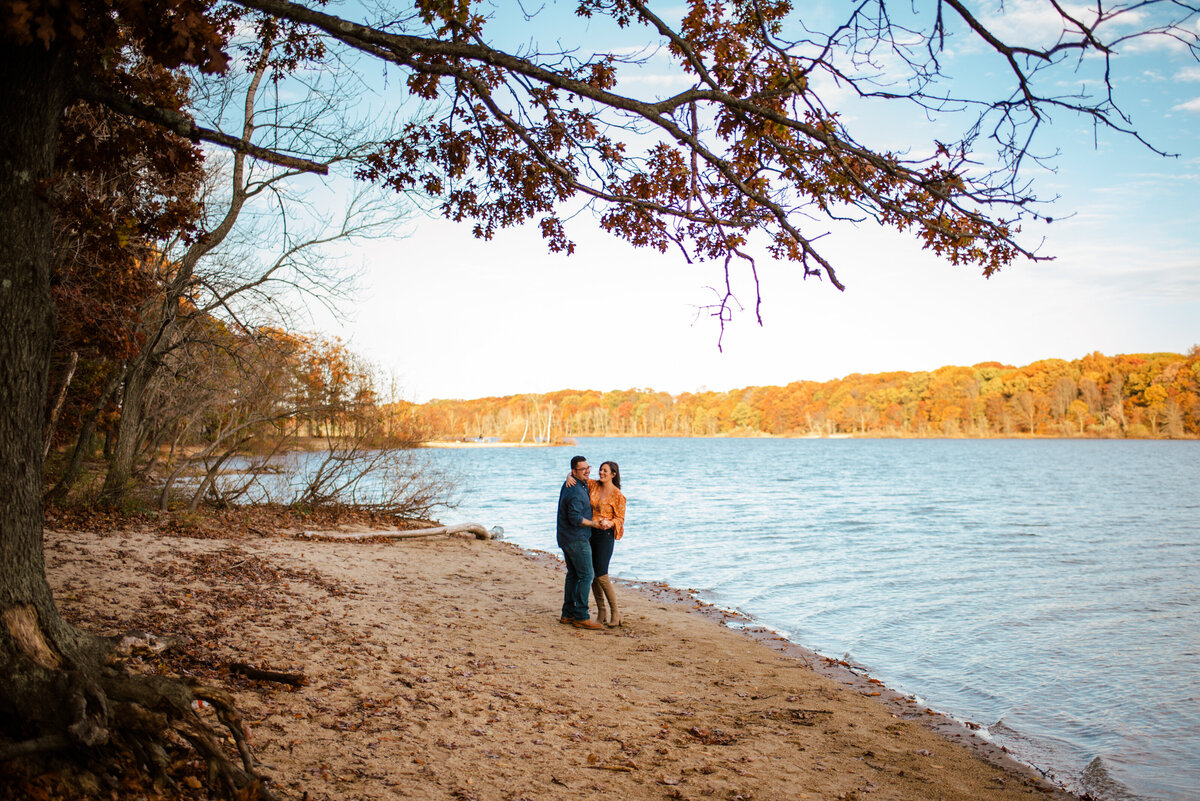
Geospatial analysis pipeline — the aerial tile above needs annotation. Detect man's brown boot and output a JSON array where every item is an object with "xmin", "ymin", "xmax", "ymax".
[
  {"xmin": 591, "ymin": 578, "xmax": 609, "ymax": 627},
  {"xmin": 596, "ymin": 574, "xmax": 621, "ymax": 627}
]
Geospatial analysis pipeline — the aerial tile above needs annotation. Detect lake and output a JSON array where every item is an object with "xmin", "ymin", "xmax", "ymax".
[{"xmin": 406, "ymin": 437, "xmax": 1199, "ymax": 801}]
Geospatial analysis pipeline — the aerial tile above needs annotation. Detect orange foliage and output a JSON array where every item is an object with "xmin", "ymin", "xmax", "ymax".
[{"xmin": 414, "ymin": 350, "xmax": 1200, "ymax": 441}]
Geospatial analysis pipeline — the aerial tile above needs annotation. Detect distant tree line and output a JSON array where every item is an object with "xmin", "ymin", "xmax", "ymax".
[{"xmin": 414, "ymin": 350, "xmax": 1200, "ymax": 441}]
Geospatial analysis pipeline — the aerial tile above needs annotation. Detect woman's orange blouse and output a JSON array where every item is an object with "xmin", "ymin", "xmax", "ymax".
[{"xmin": 586, "ymin": 480, "xmax": 626, "ymax": 540}]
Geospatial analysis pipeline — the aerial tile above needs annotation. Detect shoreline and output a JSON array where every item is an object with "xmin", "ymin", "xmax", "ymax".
[
  {"xmin": 517, "ymin": 546, "xmax": 1073, "ymax": 796},
  {"xmin": 418, "ymin": 433, "xmax": 1198, "ymax": 447},
  {"xmin": 44, "ymin": 522, "xmax": 1081, "ymax": 801}
]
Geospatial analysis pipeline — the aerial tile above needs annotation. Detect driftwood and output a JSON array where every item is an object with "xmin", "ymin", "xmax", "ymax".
[
  {"xmin": 296, "ymin": 523, "xmax": 502, "ymax": 542},
  {"xmin": 229, "ymin": 662, "xmax": 307, "ymax": 687}
]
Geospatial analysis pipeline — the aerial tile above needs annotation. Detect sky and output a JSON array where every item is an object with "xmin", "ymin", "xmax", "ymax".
[{"xmin": 295, "ymin": 1, "xmax": 1199, "ymax": 403}]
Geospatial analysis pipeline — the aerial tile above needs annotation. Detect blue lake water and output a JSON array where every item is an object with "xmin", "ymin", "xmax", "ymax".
[{"xmin": 411, "ymin": 437, "xmax": 1199, "ymax": 801}]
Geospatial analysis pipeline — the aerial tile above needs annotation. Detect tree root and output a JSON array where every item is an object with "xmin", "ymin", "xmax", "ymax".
[
  {"xmin": 0, "ymin": 733, "xmax": 70, "ymax": 761},
  {"xmin": 2, "ymin": 630, "xmax": 281, "ymax": 801},
  {"xmin": 105, "ymin": 672, "xmax": 281, "ymax": 801}
]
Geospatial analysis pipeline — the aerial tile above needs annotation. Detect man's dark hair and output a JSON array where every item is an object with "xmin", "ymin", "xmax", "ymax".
[{"xmin": 570, "ymin": 455, "xmax": 588, "ymax": 469}]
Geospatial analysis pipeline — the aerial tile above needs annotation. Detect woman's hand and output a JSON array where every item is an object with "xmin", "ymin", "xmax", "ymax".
[{"xmin": 565, "ymin": 474, "xmax": 576, "ymax": 488}]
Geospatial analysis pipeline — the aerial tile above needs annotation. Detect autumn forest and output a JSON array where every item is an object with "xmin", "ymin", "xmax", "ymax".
[{"xmin": 412, "ymin": 350, "xmax": 1200, "ymax": 441}]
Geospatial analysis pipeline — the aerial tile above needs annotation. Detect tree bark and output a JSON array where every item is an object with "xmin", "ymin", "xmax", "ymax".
[{"xmin": 0, "ymin": 37, "xmax": 92, "ymax": 734}]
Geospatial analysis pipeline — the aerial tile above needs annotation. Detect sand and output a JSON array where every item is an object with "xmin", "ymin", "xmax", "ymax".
[{"xmin": 43, "ymin": 524, "xmax": 1078, "ymax": 801}]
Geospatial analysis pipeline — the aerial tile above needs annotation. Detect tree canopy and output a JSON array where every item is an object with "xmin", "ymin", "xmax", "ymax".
[
  {"xmin": 223, "ymin": 0, "xmax": 1200, "ymax": 321},
  {"xmin": 11, "ymin": 1, "xmax": 1198, "ymax": 313}
]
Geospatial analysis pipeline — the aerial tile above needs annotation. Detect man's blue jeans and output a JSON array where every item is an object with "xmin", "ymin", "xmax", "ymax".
[{"xmin": 559, "ymin": 538, "xmax": 594, "ymax": 620}]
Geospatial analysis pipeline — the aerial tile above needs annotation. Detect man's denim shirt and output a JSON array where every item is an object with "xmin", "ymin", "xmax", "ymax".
[{"xmin": 556, "ymin": 480, "xmax": 591, "ymax": 546}]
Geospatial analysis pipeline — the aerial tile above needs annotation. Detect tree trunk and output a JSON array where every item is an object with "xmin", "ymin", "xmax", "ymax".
[
  {"xmin": 188, "ymin": 448, "xmax": 241, "ymax": 511},
  {"xmin": 0, "ymin": 34, "xmax": 102, "ymax": 737},
  {"xmin": 98, "ymin": 57, "xmax": 269, "ymax": 508},
  {"xmin": 99, "ymin": 357, "xmax": 153, "ymax": 503},
  {"xmin": 46, "ymin": 408, "xmax": 97, "ymax": 505},
  {"xmin": 45, "ymin": 365, "xmax": 123, "ymax": 504},
  {"xmin": 44, "ymin": 423, "xmax": 93, "ymax": 504},
  {"xmin": 43, "ymin": 350, "xmax": 78, "ymax": 458}
]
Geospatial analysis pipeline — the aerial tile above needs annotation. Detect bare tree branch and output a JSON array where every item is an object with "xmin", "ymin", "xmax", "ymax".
[{"xmin": 77, "ymin": 79, "xmax": 329, "ymax": 174}]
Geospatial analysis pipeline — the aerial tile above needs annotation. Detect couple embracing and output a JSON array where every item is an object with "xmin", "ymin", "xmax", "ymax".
[{"xmin": 556, "ymin": 455, "xmax": 627, "ymax": 631}]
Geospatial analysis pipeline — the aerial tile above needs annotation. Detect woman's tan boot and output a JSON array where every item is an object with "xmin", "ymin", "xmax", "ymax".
[
  {"xmin": 591, "ymin": 578, "xmax": 609, "ymax": 626},
  {"xmin": 596, "ymin": 575, "xmax": 621, "ymax": 627}
]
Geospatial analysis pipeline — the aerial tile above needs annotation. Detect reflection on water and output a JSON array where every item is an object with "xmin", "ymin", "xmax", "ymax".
[{"xmin": 297, "ymin": 438, "xmax": 1200, "ymax": 801}]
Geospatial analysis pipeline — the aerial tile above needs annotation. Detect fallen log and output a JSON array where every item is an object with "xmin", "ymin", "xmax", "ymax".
[
  {"xmin": 296, "ymin": 523, "xmax": 503, "ymax": 542},
  {"xmin": 229, "ymin": 662, "xmax": 307, "ymax": 687}
]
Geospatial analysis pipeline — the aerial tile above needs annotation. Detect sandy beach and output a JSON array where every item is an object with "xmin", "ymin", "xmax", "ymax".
[{"xmin": 43, "ymin": 522, "xmax": 1079, "ymax": 801}]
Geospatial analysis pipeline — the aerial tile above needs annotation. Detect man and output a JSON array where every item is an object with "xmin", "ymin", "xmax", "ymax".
[{"xmin": 556, "ymin": 455, "xmax": 611, "ymax": 630}]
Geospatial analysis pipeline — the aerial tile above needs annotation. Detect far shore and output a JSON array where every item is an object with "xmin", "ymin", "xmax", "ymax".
[
  {"xmin": 222, "ymin": 432, "xmax": 1195, "ymax": 457},
  {"xmin": 416, "ymin": 430, "xmax": 1196, "ymax": 448},
  {"xmin": 44, "ymin": 519, "xmax": 1081, "ymax": 801},
  {"xmin": 421, "ymin": 440, "xmax": 559, "ymax": 448}
]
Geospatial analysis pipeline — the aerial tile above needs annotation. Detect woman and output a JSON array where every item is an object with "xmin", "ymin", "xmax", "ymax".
[{"xmin": 567, "ymin": 460, "xmax": 627, "ymax": 627}]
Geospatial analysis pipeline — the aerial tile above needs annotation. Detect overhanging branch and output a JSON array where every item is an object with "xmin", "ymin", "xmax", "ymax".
[{"xmin": 77, "ymin": 81, "xmax": 329, "ymax": 175}]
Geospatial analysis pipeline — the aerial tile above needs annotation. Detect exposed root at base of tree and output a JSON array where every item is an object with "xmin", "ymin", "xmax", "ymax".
[
  {"xmin": 1, "ymin": 642, "xmax": 280, "ymax": 801},
  {"xmin": 8, "ymin": 520, "xmax": 354, "ymax": 800}
]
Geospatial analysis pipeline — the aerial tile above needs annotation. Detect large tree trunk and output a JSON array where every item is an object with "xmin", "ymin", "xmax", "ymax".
[{"xmin": 0, "ymin": 39, "xmax": 86, "ymax": 733}]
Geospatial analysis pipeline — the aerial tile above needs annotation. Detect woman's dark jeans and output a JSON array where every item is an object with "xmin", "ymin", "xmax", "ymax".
[{"xmin": 590, "ymin": 530, "xmax": 615, "ymax": 577}]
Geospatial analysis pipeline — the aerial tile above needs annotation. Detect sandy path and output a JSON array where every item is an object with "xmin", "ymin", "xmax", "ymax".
[{"xmin": 45, "ymin": 527, "xmax": 1075, "ymax": 801}]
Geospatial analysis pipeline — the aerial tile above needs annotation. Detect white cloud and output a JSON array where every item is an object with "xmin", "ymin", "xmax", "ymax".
[
  {"xmin": 1176, "ymin": 66, "xmax": 1200, "ymax": 82},
  {"xmin": 981, "ymin": 1, "xmax": 1123, "ymax": 45},
  {"xmin": 615, "ymin": 72, "xmax": 697, "ymax": 90},
  {"xmin": 1171, "ymin": 97, "xmax": 1200, "ymax": 113},
  {"xmin": 975, "ymin": 0, "xmax": 1184, "ymax": 60},
  {"xmin": 1117, "ymin": 33, "xmax": 1194, "ymax": 56}
]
